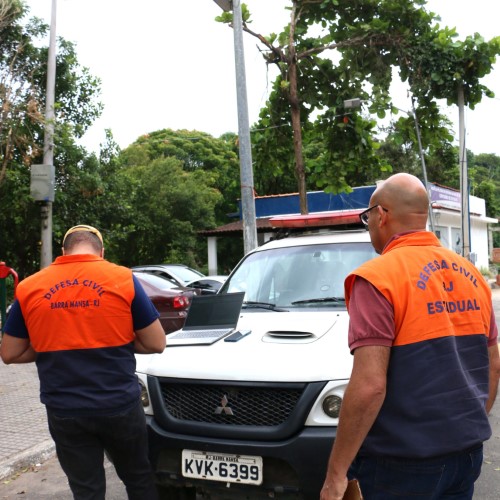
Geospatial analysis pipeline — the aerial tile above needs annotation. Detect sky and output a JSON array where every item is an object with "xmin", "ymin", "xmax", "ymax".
[{"xmin": 25, "ymin": 0, "xmax": 500, "ymax": 157}]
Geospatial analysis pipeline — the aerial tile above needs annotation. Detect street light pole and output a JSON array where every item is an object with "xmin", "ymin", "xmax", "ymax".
[
  {"xmin": 213, "ymin": 0, "xmax": 258, "ymax": 254},
  {"xmin": 457, "ymin": 85, "xmax": 471, "ymax": 261},
  {"xmin": 40, "ymin": 0, "xmax": 57, "ymax": 268}
]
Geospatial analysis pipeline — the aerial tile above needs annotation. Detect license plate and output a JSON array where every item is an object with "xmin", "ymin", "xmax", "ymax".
[{"xmin": 182, "ymin": 449, "xmax": 263, "ymax": 485}]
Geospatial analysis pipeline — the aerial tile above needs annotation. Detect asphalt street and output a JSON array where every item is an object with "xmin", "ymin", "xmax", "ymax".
[{"xmin": 1, "ymin": 287, "xmax": 499, "ymax": 499}]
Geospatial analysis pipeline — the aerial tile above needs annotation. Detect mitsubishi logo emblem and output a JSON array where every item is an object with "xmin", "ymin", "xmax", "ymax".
[{"xmin": 215, "ymin": 394, "xmax": 234, "ymax": 415}]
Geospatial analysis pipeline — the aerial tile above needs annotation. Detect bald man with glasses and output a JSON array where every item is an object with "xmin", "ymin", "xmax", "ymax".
[{"xmin": 321, "ymin": 174, "xmax": 500, "ymax": 500}]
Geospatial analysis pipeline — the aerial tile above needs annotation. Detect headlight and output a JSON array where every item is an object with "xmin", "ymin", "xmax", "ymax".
[
  {"xmin": 305, "ymin": 382, "xmax": 347, "ymax": 425},
  {"xmin": 322, "ymin": 394, "xmax": 342, "ymax": 418},
  {"xmin": 139, "ymin": 379, "xmax": 150, "ymax": 407}
]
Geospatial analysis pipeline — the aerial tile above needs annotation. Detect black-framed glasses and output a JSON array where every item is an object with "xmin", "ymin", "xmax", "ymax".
[{"xmin": 359, "ymin": 205, "xmax": 388, "ymax": 226}]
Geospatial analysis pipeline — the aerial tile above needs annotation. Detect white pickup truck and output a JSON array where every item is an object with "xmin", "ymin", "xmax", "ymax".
[{"xmin": 136, "ymin": 216, "xmax": 377, "ymax": 500}]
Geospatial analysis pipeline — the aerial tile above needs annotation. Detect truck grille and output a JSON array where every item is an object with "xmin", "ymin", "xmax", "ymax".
[{"xmin": 160, "ymin": 382, "xmax": 302, "ymax": 426}]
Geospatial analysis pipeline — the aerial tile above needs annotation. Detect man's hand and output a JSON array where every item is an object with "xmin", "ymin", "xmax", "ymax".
[
  {"xmin": 320, "ymin": 474, "xmax": 348, "ymax": 500},
  {"xmin": 486, "ymin": 343, "xmax": 500, "ymax": 414}
]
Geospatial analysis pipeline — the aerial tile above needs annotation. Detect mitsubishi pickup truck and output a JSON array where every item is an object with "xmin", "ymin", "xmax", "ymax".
[{"xmin": 136, "ymin": 213, "xmax": 377, "ymax": 499}]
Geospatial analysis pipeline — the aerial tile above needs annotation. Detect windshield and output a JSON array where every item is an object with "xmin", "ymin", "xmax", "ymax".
[
  {"xmin": 165, "ymin": 266, "xmax": 204, "ymax": 282},
  {"xmin": 220, "ymin": 242, "xmax": 377, "ymax": 309}
]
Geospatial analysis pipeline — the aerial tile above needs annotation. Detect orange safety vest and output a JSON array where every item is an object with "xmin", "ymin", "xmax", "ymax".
[
  {"xmin": 16, "ymin": 254, "xmax": 139, "ymax": 414},
  {"xmin": 16, "ymin": 254, "xmax": 135, "ymax": 352},
  {"xmin": 346, "ymin": 231, "xmax": 492, "ymax": 346},
  {"xmin": 345, "ymin": 232, "xmax": 492, "ymax": 458}
]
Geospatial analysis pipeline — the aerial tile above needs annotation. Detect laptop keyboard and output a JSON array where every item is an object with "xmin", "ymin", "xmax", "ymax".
[{"xmin": 172, "ymin": 328, "xmax": 233, "ymax": 339}]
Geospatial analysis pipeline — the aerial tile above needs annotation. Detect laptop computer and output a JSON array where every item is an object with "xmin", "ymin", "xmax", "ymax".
[{"xmin": 167, "ymin": 292, "xmax": 245, "ymax": 346}]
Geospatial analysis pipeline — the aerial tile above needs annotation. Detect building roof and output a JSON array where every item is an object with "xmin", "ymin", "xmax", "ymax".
[
  {"xmin": 199, "ymin": 183, "xmax": 497, "ymax": 237},
  {"xmin": 198, "ymin": 218, "xmax": 274, "ymax": 237}
]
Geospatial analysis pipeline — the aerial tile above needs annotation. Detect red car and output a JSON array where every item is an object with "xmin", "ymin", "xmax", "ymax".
[{"xmin": 133, "ymin": 271, "xmax": 196, "ymax": 334}]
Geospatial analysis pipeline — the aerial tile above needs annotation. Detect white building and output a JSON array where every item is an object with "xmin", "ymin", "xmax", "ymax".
[{"xmin": 429, "ymin": 183, "xmax": 497, "ymax": 271}]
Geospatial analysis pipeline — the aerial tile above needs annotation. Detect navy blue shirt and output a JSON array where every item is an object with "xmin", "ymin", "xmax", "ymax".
[{"xmin": 5, "ymin": 275, "xmax": 160, "ymax": 416}]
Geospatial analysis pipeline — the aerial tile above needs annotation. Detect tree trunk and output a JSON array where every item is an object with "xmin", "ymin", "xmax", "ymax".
[{"xmin": 289, "ymin": 58, "xmax": 308, "ymax": 214}]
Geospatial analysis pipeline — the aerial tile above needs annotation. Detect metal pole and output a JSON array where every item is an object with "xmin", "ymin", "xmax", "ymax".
[
  {"xmin": 410, "ymin": 97, "xmax": 435, "ymax": 233},
  {"xmin": 40, "ymin": 0, "xmax": 57, "ymax": 269},
  {"xmin": 458, "ymin": 85, "xmax": 471, "ymax": 260},
  {"xmin": 230, "ymin": 0, "xmax": 258, "ymax": 253}
]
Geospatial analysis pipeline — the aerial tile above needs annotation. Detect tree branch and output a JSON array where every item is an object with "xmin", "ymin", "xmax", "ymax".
[
  {"xmin": 297, "ymin": 33, "xmax": 407, "ymax": 60},
  {"xmin": 242, "ymin": 24, "xmax": 287, "ymax": 65}
]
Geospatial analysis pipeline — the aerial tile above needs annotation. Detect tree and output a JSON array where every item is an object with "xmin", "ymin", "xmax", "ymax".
[
  {"xmin": 469, "ymin": 152, "xmax": 500, "ymax": 219},
  {"xmin": 119, "ymin": 129, "xmax": 242, "ymax": 224},
  {"xmin": 119, "ymin": 129, "xmax": 248, "ymax": 269},
  {"xmin": 376, "ymin": 108, "xmax": 459, "ymax": 186},
  {"xmin": 116, "ymin": 156, "xmax": 222, "ymax": 269},
  {"xmin": 217, "ymin": 1, "xmax": 500, "ymax": 212},
  {"xmin": 0, "ymin": 2, "xmax": 102, "ymax": 186},
  {"xmin": 1, "ymin": 0, "xmax": 44, "ymax": 186},
  {"xmin": 0, "ymin": 2, "xmax": 104, "ymax": 277}
]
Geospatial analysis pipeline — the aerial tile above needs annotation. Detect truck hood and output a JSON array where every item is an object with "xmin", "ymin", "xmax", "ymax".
[{"xmin": 137, "ymin": 309, "xmax": 353, "ymax": 382}]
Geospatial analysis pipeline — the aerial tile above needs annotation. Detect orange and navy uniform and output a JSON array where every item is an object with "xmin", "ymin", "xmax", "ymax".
[
  {"xmin": 345, "ymin": 231, "xmax": 495, "ymax": 458},
  {"xmin": 6, "ymin": 254, "xmax": 159, "ymax": 416}
]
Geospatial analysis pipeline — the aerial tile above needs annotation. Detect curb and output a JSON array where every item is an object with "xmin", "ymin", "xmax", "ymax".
[{"xmin": 0, "ymin": 440, "xmax": 55, "ymax": 482}]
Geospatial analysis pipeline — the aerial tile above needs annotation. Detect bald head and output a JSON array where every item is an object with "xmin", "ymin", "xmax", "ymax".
[
  {"xmin": 367, "ymin": 173, "xmax": 430, "ymax": 253},
  {"xmin": 374, "ymin": 173, "xmax": 429, "ymax": 229}
]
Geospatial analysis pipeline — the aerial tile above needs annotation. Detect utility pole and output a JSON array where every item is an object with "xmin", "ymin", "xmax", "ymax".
[
  {"xmin": 458, "ymin": 85, "xmax": 471, "ymax": 261},
  {"xmin": 410, "ymin": 97, "xmax": 435, "ymax": 233},
  {"xmin": 40, "ymin": 0, "xmax": 57, "ymax": 269},
  {"xmin": 213, "ymin": 0, "xmax": 258, "ymax": 254}
]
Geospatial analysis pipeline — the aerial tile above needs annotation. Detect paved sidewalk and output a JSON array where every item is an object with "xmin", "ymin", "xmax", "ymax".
[
  {"xmin": 0, "ymin": 286, "xmax": 499, "ymax": 483},
  {"xmin": 0, "ymin": 362, "xmax": 54, "ymax": 481}
]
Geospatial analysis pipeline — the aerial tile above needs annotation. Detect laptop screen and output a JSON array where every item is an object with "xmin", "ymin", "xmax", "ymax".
[{"xmin": 183, "ymin": 292, "xmax": 245, "ymax": 329}]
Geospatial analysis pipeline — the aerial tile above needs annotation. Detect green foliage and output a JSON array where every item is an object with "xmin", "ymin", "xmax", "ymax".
[
  {"xmin": 0, "ymin": 160, "xmax": 40, "ymax": 278},
  {"xmin": 404, "ymin": 29, "xmax": 500, "ymax": 107},
  {"xmin": 0, "ymin": 3, "xmax": 103, "ymax": 188},
  {"xmin": 468, "ymin": 152, "xmax": 500, "ymax": 218},
  {"xmin": 120, "ymin": 129, "xmax": 241, "ymax": 222},
  {"xmin": 251, "ymin": 83, "xmax": 304, "ymax": 195},
  {"xmin": 0, "ymin": 3, "xmax": 104, "ymax": 278},
  {"xmin": 49, "ymin": 39, "xmax": 103, "ymax": 138},
  {"xmin": 376, "ymin": 133, "xmax": 500, "ymax": 225},
  {"xmin": 217, "ymin": 0, "xmax": 500, "ymax": 199},
  {"xmin": 376, "ymin": 104, "xmax": 459, "ymax": 188},
  {"xmin": 117, "ymin": 129, "xmax": 244, "ymax": 269},
  {"xmin": 115, "ymin": 156, "xmax": 222, "ymax": 268},
  {"xmin": 3, "ymin": 1, "xmax": 499, "ymax": 280}
]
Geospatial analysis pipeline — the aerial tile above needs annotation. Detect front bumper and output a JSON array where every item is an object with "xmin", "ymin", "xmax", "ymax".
[{"xmin": 147, "ymin": 416, "xmax": 336, "ymax": 500}]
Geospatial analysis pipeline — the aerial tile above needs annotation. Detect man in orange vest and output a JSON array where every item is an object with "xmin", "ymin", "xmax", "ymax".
[
  {"xmin": 1, "ymin": 225, "xmax": 166, "ymax": 500},
  {"xmin": 321, "ymin": 174, "xmax": 500, "ymax": 500}
]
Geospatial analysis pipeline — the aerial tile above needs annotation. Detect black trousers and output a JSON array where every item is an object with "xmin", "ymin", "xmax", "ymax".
[
  {"xmin": 46, "ymin": 401, "xmax": 158, "ymax": 500},
  {"xmin": 348, "ymin": 445, "xmax": 483, "ymax": 499}
]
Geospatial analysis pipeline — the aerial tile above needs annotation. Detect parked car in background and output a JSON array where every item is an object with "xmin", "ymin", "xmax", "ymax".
[
  {"xmin": 133, "ymin": 271, "xmax": 196, "ymax": 334},
  {"xmin": 131, "ymin": 264, "xmax": 205, "ymax": 287},
  {"xmin": 185, "ymin": 275, "xmax": 227, "ymax": 295}
]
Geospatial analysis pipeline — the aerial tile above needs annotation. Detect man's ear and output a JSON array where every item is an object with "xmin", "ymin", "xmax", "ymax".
[
  {"xmin": 61, "ymin": 247, "xmax": 66, "ymax": 256},
  {"xmin": 101, "ymin": 247, "xmax": 105, "ymax": 258},
  {"xmin": 377, "ymin": 205, "xmax": 388, "ymax": 226}
]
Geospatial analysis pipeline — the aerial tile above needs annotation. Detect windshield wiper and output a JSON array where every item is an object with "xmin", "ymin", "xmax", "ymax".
[
  {"xmin": 291, "ymin": 297, "xmax": 345, "ymax": 305},
  {"xmin": 242, "ymin": 301, "xmax": 288, "ymax": 312}
]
